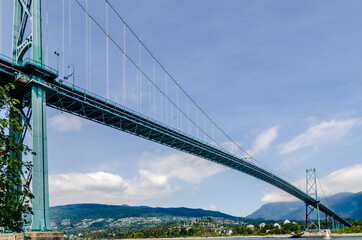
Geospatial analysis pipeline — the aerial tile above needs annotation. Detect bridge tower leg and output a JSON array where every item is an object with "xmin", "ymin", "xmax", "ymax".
[
  {"xmin": 12, "ymin": 0, "xmax": 52, "ymax": 231},
  {"xmin": 305, "ymin": 168, "xmax": 321, "ymax": 232}
]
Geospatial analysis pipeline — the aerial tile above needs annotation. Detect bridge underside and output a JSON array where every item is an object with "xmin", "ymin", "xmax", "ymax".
[{"xmin": 0, "ymin": 55, "xmax": 351, "ymax": 228}]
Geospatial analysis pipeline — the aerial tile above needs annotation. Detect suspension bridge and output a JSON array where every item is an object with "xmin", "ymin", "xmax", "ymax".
[{"xmin": 0, "ymin": 0, "xmax": 352, "ymax": 232}]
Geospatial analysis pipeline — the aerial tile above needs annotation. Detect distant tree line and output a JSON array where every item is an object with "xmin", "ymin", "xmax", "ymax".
[
  {"xmin": 71, "ymin": 219, "xmax": 362, "ymax": 239},
  {"xmin": 234, "ymin": 222, "xmax": 305, "ymax": 236},
  {"xmin": 333, "ymin": 221, "xmax": 362, "ymax": 233},
  {"xmin": 81, "ymin": 219, "xmax": 306, "ymax": 239}
]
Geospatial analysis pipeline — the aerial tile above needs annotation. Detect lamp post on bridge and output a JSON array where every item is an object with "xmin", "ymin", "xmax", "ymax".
[
  {"xmin": 63, "ymin": 64, "xmax": 75, "ymax": 88},
  {"xmin": 54, "ymin": 51, "xmax": 59, "ymax": 74}
]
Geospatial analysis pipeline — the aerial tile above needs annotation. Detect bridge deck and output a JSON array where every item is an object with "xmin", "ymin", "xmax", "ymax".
[{"xmin": 0, "ymin": 56, "xmax": 351, "ymax": 227}]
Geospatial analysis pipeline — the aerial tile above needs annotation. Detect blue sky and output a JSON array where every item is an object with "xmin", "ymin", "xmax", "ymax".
[{"xmin": 1, "ymin": 0, "xmax": 362, "ymax": 217}]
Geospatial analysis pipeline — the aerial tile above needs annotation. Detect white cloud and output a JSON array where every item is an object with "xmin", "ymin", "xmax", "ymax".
[
  {"xmin": 49, "ymin": 113, "xmax": 88, "ymax": 132},
  {"xmin": 49, "ymin": 152, "xmax": 226, "ymax": 206},
  {"xmin": 279, "ymin": 119, "xmax": 361, "ymax": 154},
  {"xmin": 320, "ymin": 164, "xmax": 362, "ymax": 195},
  {"xmin": 250, "ymin": 126, "xmax": 279, "ymax": 155},
  {"xmin": 261, "ymin": 164, "xmax": 362, "ymax": 203},
  {"xmin": 139, "ymin": 152, "xmax": 226, "ymax": 184},
  {"xmin": 202, "ymin": 205, "xmax": 218, "ymax": 211},
  {"xmin": 219, "ymin": 126, "xmax": 278, "ymax": 160},
  {"xmin": 49, "ymin": 171, "xmax": 172, "ymax": 206},
  {"xmin": 261, "ymin": 190, "xmax": 298, "ymax": 203}
]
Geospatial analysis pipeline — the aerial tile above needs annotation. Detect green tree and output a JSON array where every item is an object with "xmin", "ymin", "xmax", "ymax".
[{"xmin": 0, "ymin": 83, "xmax": 33, "ymax": 232}]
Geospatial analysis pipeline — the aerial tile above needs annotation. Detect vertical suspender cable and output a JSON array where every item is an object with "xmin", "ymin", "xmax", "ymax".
[
  {"xmin": 62, "ymin": 0, "xmax": 65, "ymax": 78},
  {"xmin": 212, "ymin": 122, "xmax": 214, "ymax": 142},
  {"xmin": 45, "ymin": 0, "xmax": 49, "ymax": 65},
  {"xmin": 106, "ymin": 0, "xmax": 109, "ymax": 99},
  {"xmin": 218, "ymin": 126, "xmax": 221, "ymax": 148},
  {"xmin": 139, "ymin": 41, "xmax": 142, "ymax": 113},
  {"xmin": 153, "ymin": 57, "xmax": 156, "ymax": 119},
  {"xmin": 85, "ymin": 0, "xmax": 88, "ymax": 89},
  {"xmin": 123, "ymin": 22, "xmax": 126, "ymax": 106},
  {"xmin": 187, "ymin": 98, "xmax": 189, "ymax": 134},
  {"xmin": 165, "ymin": 73, "xmax": 168, "ymax": 125},
  {"xmin": 177, "ymin": 86, "xmax": 180, "ymax": 130},
  {"xmin": 0, "ymin": 0, "xmax": 2, "ymax": 54},
  {"xmin": 196, "ymin": 106, "xmax": 198, "ymax": 138},
  {"xmin": 148, "ymin": 69, "xmax": 151, "ymax": 116},
  {"xmin": 148, "ymin": 58, "xmax": 151, "ymax": 116},
  {"xmin": 89, "ymin": 19, "xmax": 92, "ymax": 91},
  {"xmin": 136, "ymin": 66, "xmax": 139, "ymax": 111},
  {"xmin": 204, "ymin": 115, "xmax": 206, "ymax": 141},
  {"xmin": 69, "ymin": 0, "xmax": 71, "ymax": 56},
  {"xmin": 171, "ymin": 93, "xmax": 173, "ymax": 127},
  {"xmin": 160, "ymin": 80, "xmax": 163, "ymax": 122}
]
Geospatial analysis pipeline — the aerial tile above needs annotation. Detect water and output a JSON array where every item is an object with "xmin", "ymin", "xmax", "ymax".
[{"xmin": 182, "ymin": 238, "xmax": 362, "ymax": 240}]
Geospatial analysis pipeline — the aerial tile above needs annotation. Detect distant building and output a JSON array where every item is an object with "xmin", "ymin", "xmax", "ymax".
[
  {"xmin": 226, "ymin": 230, "xmax": 233, "ymax": 235},
  {"xmin": 274, "ymin": 223, "xmax": 281, "ymax": 229},
  {"xmin": 283, "ymin": 220, "xmax": 291, "ymax": 225},
  {"xmin": 247, "ymin": 224, "xmax": 255, "ymax": 230},
  {"xmin": 61, "ymin": 219, "xmax": 71, "ymax": 226},
  {"xmin": 259, "ymin": 223, "xmax": 266, "ymax": 228}
]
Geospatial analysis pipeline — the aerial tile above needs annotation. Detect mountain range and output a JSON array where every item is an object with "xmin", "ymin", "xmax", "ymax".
[
  {"xmin": 50, "ymin": 191, "xmax": 361, "ymax": 228},
  {"xmin": 50, "ymin": 203, "xmax": 241, "ymax": 226},
  {"xmin": 246, "ymin": 192, "xmax": 362, "ymax": 220}
]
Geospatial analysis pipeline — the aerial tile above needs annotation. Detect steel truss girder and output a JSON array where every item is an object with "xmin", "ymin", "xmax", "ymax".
[
  {"xmin": 0, "ymin": 48, "xmax": 349, "ymax": 229},
  {"xmin": 24, "ymin": 78, "xmax": 352, "ymax": 227}
]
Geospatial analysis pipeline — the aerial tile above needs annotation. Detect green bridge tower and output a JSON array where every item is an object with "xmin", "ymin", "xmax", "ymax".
[
  {"xmin": 305, "ymin": 168, "xmax": 321, "ymax": 232},
  {"xmin": 12, "ymin": 0, "xmax": 52, "ymax": 231}
]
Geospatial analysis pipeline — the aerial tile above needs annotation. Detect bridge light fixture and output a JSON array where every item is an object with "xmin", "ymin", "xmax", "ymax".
[{"xmin": 54, "ymin": 51, "xmax": 59, "ymax": 75}]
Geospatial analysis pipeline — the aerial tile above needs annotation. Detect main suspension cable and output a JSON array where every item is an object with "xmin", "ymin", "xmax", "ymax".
[
  {"xmin": 74, "ymin": 0, "xmax": 291, "ymax": 177},
  {"xmin": 104, "ymin": 0, "xmax": 262, "ymax": 165}
]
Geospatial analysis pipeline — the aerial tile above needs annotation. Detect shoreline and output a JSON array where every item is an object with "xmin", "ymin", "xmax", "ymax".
[{"xmin": 118, "ymin": 233, "xmax": 362, "ymax": 240}]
